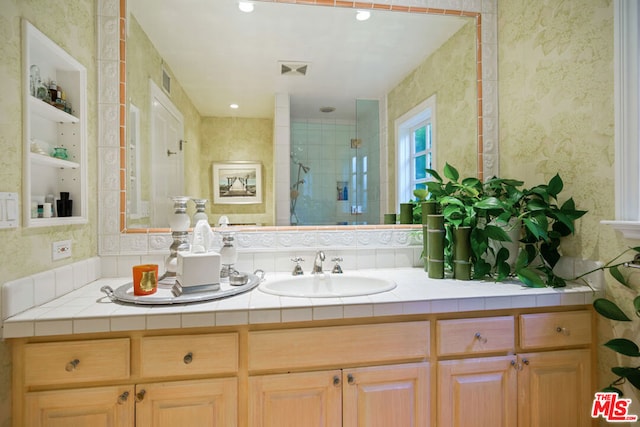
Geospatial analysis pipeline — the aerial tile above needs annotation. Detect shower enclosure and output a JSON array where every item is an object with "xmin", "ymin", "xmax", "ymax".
[{"xmin": 290, "ymin": 99, "xmax": 380, "ymax": 225}]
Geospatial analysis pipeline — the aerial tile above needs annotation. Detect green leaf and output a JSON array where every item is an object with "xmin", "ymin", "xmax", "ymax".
[
  {"xmin": 440, "ymin": 196, "xmax": 465, "ymax": 207},
  {"xmin": 593, "ymin": 298, "xmax": 632, "ymax": 321},
  {"xmin": 523, "ymin": 217, "xmax": 548, "ymax": 241},
  {"xmin": 627, "ymin": 371, "xmax": 640, "ymax": 390},
  {"xmin": 605, "ymin": 338, "xmax": 640, "ymax": 357},
  {"xmin": 612, "ymin": 366, "xmax": 638, "ymax": 377},
  {"xmin": 547, "ymin": 173, "xmax": 564, "ymax": 197},
  {"xmin": 634, "ymin": 296, "xmax": 640, "ymax": 318},
  {"xmin": 550, "ymin": 210, "xmax": 575, "ymax": 234},
  {"xmin": 516, "ymin": 247, "xmax": 529, "ymax": 270},
  {"xmin": 425, "ymin": 168, "xmax": 443, "ymax": 183},
  {"xmin": 610, "ymin": 266, "xmax": 628, "ymax": 287},
  {"xmin": 443, "ymin": 163, "xmax": 459, "ymax": 182},
  {"xmin": 526, "ymin": 199, "xmax": 548, "ymax": 211},
  {"xmin": 516, "ymin": 267, "xmax": 546, "ymax": 287},
  {"xmin": 483, "ymin": 225, "xmax": 512, "ymax": 242},
  {"xmin": 474, "ymin": 197, "xmax": 503, "ymax": 210},
  {"xmin": 602, "ymin": 386, "xmax": 624, "ymax": 396},
  {"xmin": 540, "ymin": 242, "xmax": 561, "ymax": 269}
]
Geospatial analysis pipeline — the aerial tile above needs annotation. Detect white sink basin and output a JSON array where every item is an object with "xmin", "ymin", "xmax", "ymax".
[{"xmin": 259, "ymin": 273, "xmax": 396, "ymax": 298}]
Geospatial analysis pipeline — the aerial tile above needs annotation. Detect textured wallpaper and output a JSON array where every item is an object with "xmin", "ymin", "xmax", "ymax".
[
  {"xmin": 126, "ymin": 14, "xmax": 202, "ymax": 227},
  {"xmin": 0, "ymin": 1, "xmax": 97, "ymax": 425},
  {"xmin": 200, "ymin": 117, "xmax": 274, "ymax": 226},
  {"xmin": 386, "ymin": 18, "xmax": 478, "ymax": 211},
  {"xmin": 0, "ymin": 1, "xmax": 637, "ymax": 425},
  {"xmin": 499, "ymin": 0, "xmax": 640, "ymax": 413}
]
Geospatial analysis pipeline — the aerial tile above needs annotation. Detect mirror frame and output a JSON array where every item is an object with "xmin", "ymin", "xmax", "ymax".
[{"xmin": 96, "ymin": 0, "xmax": 498, "ymax": 244}]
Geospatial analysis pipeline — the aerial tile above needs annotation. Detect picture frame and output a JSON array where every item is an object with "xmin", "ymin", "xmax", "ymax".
[{"xmin": 212, "ymin": 162, "xmax": 262, "ymax": 204}]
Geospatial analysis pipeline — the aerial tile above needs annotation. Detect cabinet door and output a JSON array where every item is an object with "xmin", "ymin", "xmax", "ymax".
[
  {"xmin": 25, "ymin": 385, "xmax": 133, "ymax": 427},
  {"xmin": 343, "ymin": 363, "xmax": 430, "ymax": 427},
  {"xmin": 438, "ymin": 356, "xmax": 517, "ymax": 427},
  {"xmin": 135, "ymin": 378, "xmax": 237, "ymax": 427},
  {"xmin": 517, "ymin": 349, "xmax": 592, "ymax": 427},
  {"xmin": 249, "ymin": 370, "xmax": 342, "ymax": 427}
]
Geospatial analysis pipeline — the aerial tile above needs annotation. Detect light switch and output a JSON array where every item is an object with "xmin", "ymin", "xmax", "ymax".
[{"xmin": 0, "ymin": 192, "xmax": 19, "ymax": 228}]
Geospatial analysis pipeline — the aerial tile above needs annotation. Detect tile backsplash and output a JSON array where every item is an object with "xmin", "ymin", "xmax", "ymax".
[{"xmin": 2, "ymin": 257, "xmax": 101, "ymax": 322}]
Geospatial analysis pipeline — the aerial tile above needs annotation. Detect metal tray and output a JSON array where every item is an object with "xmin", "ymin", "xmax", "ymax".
[{"xmin": 100, "ymin": 270, "xmax": 264, "ymax": 305}]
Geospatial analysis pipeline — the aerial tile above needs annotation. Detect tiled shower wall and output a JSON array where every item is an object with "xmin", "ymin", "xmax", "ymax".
[
  {"xmin": 291, "ymin": 119, "xmax": 356, "ymax": 225},
  {"xmin": 290, "ymin": 101, "xmax": 380, "ymax": 226}
]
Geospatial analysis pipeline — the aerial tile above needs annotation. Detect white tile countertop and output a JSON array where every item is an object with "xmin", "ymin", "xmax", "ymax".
[{"xmin": 2, "ymin": 268, "xmax": 602, "ymax": 339}]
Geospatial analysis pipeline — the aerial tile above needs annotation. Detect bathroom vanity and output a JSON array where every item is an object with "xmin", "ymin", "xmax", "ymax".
[{"xmin": 4, "ymin": 268, "xmax": 598, "ymax": 427}]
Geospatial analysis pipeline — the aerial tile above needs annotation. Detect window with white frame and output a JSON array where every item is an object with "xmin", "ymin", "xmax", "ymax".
[
  {"xmin": 396, "ymin": 95, "xmax": 436, "ymax": 208},
  {"xmin": 604, "ymin": 0, "xmax": 640, "ymax": 238}
]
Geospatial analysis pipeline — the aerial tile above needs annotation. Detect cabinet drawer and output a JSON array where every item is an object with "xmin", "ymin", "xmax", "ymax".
[
  {"xmin": 248, "ymin": 321, "xmax": 430, "ymax": 372},
  {"xmin": 139, "ymin": 333, "xmax": 238, "ymax": 378},
  {"xmin": 519, "ymin": 311, "xmax": 592, "ymax": 349},
  {"xmin": 437, "ymin": 316, "xmax": 515, "ymax": 356},
  {"xmin": 24, "ymin": 338, "xmax": 130, "ymax": 386}
]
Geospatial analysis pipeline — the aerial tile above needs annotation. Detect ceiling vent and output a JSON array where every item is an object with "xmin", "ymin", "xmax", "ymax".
[{"xmin": 279, "ymin": 61, "xmax": 310, "ymax": 76}]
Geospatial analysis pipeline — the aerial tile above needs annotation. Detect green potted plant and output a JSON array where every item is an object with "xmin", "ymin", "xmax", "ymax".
[
  {"xmin": 425, "ymin": 164, "xmax": 485, "ymax": 279},
  {"xmin": 422, "ymin": 164, "xmax": 587, "ymax": 286},
  {"xmin": 571, "ymin": 247, "xmax": 640, "ymax": 394},
  {"xmin": 512, "ymin": 174, "xmax": 587, "ymax": 288}
]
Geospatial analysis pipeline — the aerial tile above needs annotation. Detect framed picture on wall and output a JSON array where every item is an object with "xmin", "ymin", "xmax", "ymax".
[{"xmin": 212, "ymin": 162, "xmax": 262, "ymax": 204}]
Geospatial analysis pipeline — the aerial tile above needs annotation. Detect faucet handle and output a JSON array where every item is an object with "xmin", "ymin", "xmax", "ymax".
[
  {"xmin": 331, "ymin": 257, "xmax": 344, "ymax": 274},
  {"xmin": 291, "ymin": 257, "xmax": 304, "ymax": 276}
]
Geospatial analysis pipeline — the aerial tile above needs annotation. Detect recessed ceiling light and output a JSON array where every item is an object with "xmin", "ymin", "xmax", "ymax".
[
  {"xmin": 230, "ymin": 103, "xmax": 239, "ymax": 109},
  {"xmin": 238, "ymin": 1, "xmax": 254, "ymax": 13},
  {"xmin": 356, "ymin": 10, "xmax": 371, "ymax": 21}
]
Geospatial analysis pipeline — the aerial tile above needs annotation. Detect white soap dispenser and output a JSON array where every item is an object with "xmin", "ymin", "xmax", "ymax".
[{"xmin": 217, "ymin": 216, "xmax": 237, "ymax": 281}]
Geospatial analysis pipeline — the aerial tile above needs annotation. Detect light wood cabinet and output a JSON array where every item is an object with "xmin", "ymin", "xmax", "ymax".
[
  {"xmin": 437, "ymin": 311, "xmax": 594, "ymax": 427},
  {"xmin": 17, "ymin": 333, "xmax": 239, "ymax": 427},
  {"xmin": 249, "ymin": 370, "xmax": 343, "ymax": 427},
  {"xmin": 23, "ymin": 338, "xmax": 130, "ymax": 387},
  {"xmin": 342, "ymin": 363, "xmax": 429, "ymax": 427},
  {"xmin": 249, "ymin": 363, "xmax": 429, "ymax": 427},
  {"xmin": 12, "ymin": 309, "xmax": 594, "ymax": 427},
  {"xmin": 139, "ymin": 333, "xmax": 238, "ymax": 378},
  {"xmin": 135, "ymin": 378, "xmax": 237, "ymax": 427},
  {"xmin": 25, "ymin": 385, "xmax": 134, "ymax": 427},
  {"xmin": 517, "ymin": 349, "xmax": 592, "ymax": 427},
  {"xmin": 438, "ymin": 356, "xmax": 518, "ymax": 427},
  {"xmin": 437, "ymin": 315, "xmax": 515, "ymax": 356}
]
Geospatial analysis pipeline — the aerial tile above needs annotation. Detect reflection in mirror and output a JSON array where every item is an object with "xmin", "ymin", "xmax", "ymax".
[{"xmin": 124, "ymin": 0, "xmax": 482, "ymax": 229}]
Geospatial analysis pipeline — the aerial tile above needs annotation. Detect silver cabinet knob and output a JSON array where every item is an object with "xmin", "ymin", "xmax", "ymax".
[
  {"xmin": 65, "ymin": 358, "xmax": 80, "ymax": 372},
  {"xmin": 474, "ymin": 332, "xmax": 488, "ymax": 344},
  {"xmin": 136, "ymin": 389, "xmax": 146, "ymax": 402},
  {"xmin": 333, "ymin": 375, "xmax": 340, "ymax": 386},
  {"xmin": 347, "ymin": 373, "xmax": 355, "ymax": 384},
  {"xmin": 183, "ymin": 352, "xmax": 193, "ymax": 364},
  {"xmin": 117, "ymin": 391, "xmax": 130, "ymax": 404}
]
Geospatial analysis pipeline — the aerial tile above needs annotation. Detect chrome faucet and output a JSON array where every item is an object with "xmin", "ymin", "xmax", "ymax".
[
  {"xmin": 312, "ymin": 250, "xmax": 325, "ymax": 274},
  {"xmin": 291, "ymin": 257, "xmax": 304, "ymax": 276}
]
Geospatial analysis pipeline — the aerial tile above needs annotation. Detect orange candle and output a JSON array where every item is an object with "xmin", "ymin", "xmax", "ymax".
[{"xmin": 132, "ymin": 264, "xmax": 158, "ymax": 296}]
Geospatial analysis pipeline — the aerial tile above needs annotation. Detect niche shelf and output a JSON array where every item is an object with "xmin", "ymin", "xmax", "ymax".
[{"xmin": 22, "ymin": 20, "xmax": 87, "ymax": 227}]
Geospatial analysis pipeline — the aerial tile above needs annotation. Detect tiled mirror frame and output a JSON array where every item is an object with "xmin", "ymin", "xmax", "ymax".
[{"xmin": 97, "ymin": 0, "xmax": 498, "ymax": 256}]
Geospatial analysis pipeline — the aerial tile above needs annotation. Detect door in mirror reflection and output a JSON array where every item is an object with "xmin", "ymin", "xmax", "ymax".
[{"xmin": 150, "ymin": 81, "xmax": 184, "ymax": 228}]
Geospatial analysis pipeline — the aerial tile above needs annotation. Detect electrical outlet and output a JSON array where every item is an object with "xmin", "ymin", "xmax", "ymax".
[{"xmin": 52, "ymin": 240, "xmax": 72, "ymax": 261}]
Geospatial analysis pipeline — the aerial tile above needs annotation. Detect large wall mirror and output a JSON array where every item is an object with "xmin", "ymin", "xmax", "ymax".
[{"xmin": 118, "ymin": 0, "xmax": 498, "ymax": 231}]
